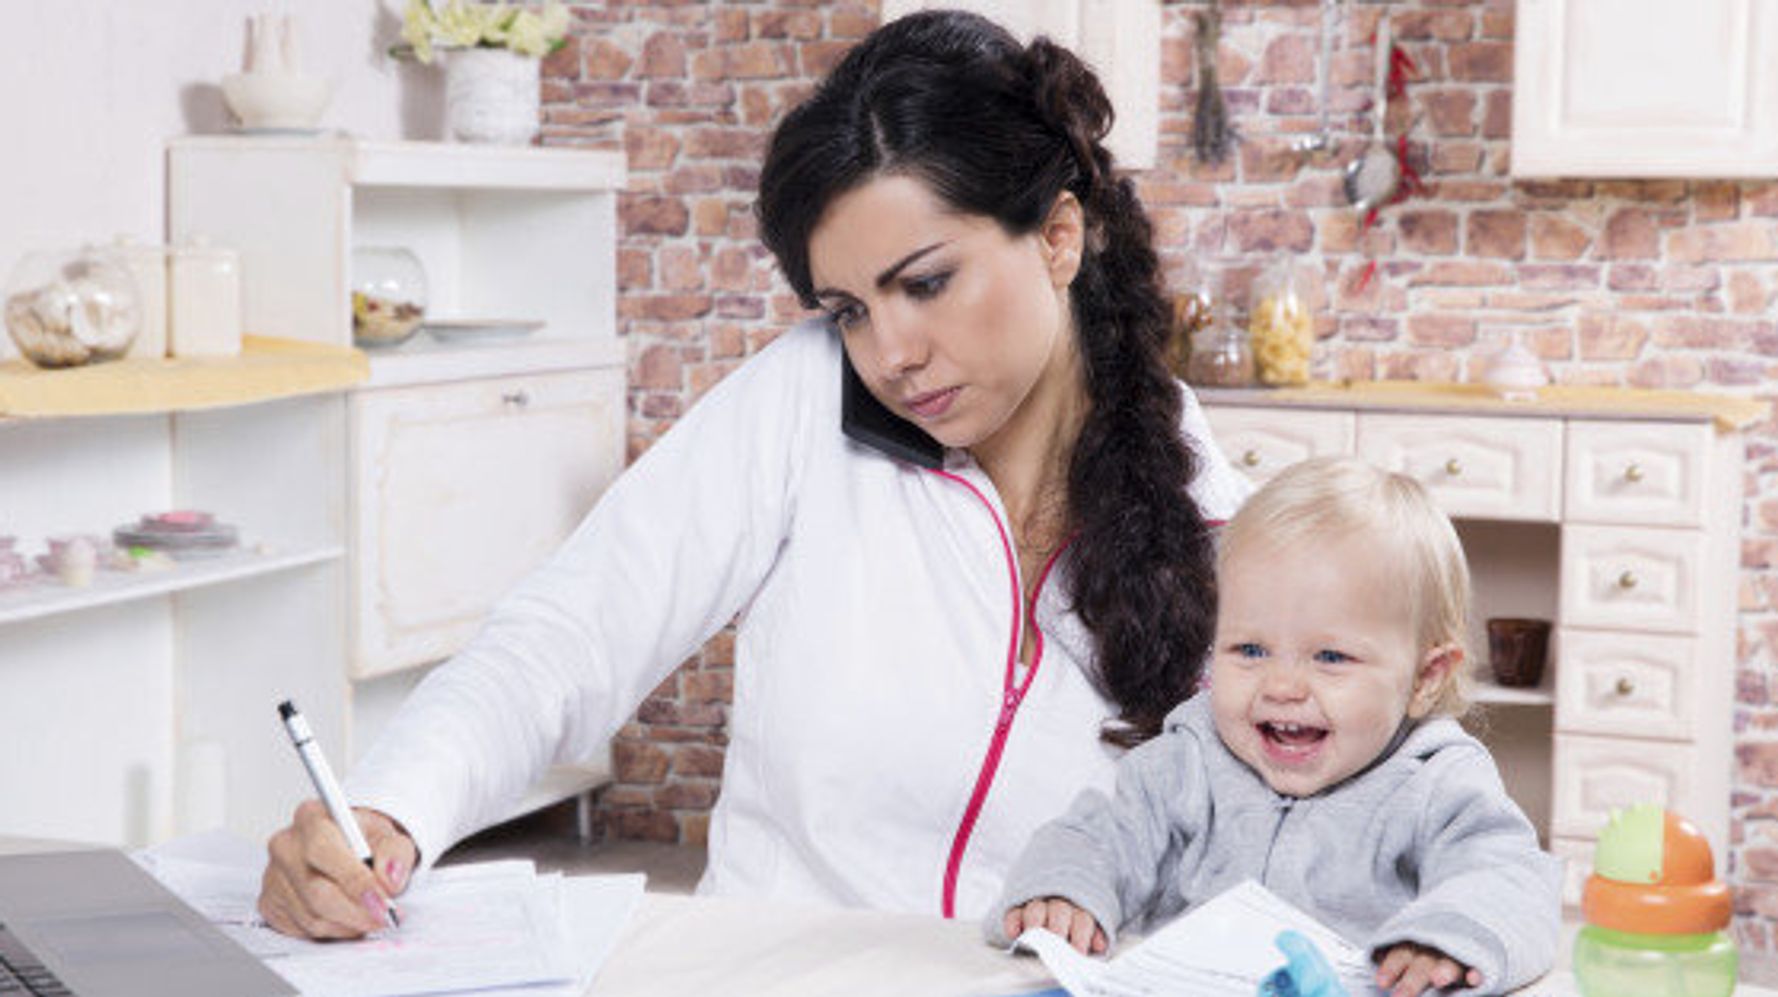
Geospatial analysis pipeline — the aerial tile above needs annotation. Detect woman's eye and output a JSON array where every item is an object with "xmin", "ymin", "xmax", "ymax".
[
  {"xmin": 1313, "ymin": 649, "xmax": 1353, "ymax": 665},
  {"xmin": 1231, "ymin": 642, "xmax": 1266, "ymax": 659},
  {"xmin": 827, "ymin": 303, "xmax": 866, "ymax": 331},
  {"xmin": 903, "ymin": 270, "xmax": 951, "ymax": 300}
]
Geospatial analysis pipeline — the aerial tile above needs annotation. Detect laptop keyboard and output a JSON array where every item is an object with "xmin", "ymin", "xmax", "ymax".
[{"xmin": 0, "ymin": 923, "xmax": 73, "ymax": 996}]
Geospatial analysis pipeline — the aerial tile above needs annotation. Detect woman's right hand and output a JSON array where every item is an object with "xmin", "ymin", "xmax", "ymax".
[
  {"xmin": 1003, "ymin": 896, "xmax": 1109, "ymax": 955},
  {"xmin": 258, "ymin": 800, "xmax": 417, "ymax": 939}
]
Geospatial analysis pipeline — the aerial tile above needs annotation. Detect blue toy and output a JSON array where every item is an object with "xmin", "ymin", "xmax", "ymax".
[{"xmin": 1259, "ymin": 930, "xmax": 1350, "ymax": 997}]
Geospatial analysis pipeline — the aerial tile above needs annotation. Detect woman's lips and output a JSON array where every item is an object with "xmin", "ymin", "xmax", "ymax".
[{"xmin": 905, "ymin": 386, "xmax": 961, "ymax": 420}]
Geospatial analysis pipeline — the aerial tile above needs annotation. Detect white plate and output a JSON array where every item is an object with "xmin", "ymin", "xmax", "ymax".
[{"xmin": 423, "ymin": 319, "xmax": 546, "ymax": 343}]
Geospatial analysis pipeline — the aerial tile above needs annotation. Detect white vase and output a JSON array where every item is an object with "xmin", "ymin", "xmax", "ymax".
[{"xmin": 444, "ymin": 47, "xmax": 540, "ymax": 145}]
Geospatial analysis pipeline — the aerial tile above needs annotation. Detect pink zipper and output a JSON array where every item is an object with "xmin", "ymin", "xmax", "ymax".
[{"xmin": 929, "ymin": 468, "xmax": 1068, "ymax": 918}]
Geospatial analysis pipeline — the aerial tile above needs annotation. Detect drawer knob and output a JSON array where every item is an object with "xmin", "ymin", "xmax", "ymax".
[
  {"xmin": 1617, "ymin": 570, "xmax": 1638, "ymax": 590},
  {"xmin": 1241, "ymin": 449, "xmax": 1261, "ymax": 468},
  {"xmin": 1444, "ymin": 457, "xmax": 1463, "ymax": 477},
  {"xmin": 1615, "ymin": 676, "xmax": 1635, "ymax": 697},
  {"xmin": 502, "ymin": 390, "xmax": 531, "ymax": 409},
  {"xmin": 1624, "ymin": 462, "xmax": 1644, "ymax": 483}
]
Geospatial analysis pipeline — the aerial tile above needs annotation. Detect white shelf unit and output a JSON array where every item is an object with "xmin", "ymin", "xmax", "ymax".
[
  {"xmin": 168, "ymin": 138, "xmax": 629, "ymax": 838},
  {"xmin": 1201, "ymin": 394, "xmax": 1743, "ymax": 906},
  {"xmin": 0, "ymin": 393, "xmax": 351, "ymax": 849}
]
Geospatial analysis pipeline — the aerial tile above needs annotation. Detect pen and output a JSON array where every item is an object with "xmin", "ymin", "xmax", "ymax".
[{"xmin": 276, "ymin": 699, "xmax": 402, "ymax": 929}]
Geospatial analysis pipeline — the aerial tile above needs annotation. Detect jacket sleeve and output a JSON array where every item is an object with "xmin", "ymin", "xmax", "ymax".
[
  {"xmin": 1178, "ymin": 382, "xmax": 1255, "ymax": 524},
  {"xmin": 1364, "ymin": 746, "xmax": 1564, "ymax": 995},
  {"xmin": 343, "ymin": 322, "xmax": 827, "ymax": 869},
  {"xmin": 983, "ymin": 728, "xmax": 1207, "ymax": 949}
]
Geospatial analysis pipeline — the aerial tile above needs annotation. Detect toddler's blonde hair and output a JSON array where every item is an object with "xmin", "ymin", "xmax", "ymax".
[{"xmin": 1219, "ymin": 456, "xmax": 1473, "ymax": 717}]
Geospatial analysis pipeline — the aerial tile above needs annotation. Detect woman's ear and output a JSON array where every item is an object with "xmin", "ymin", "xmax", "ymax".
[
  {"xmin": 1039, "ymin": 191, "xmax": 1085, "ymax": 289},
  {"xmin": 1408, "ymin": 643, "xmax": 1464, "ymax": 719}
]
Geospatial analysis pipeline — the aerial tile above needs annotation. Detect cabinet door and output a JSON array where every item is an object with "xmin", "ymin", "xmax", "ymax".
[
  {"xmin": 1356, "ymin": 413, "xmax": 1561, "ymax": 521},
  {"xmin": 350, "ymin": 368, "xmax": 624, "ymax": 679},
  {"xmin": 1559, "ymin": 525, "xmax": 1708, "ymax": 634},
  {"xmin": 1554, "ymin": 629, "xmax": 1696, "ymax": 741},
  {"xmin": 1512, "ymin": 0, "xmax": 1778, "ymax": 177},
  {"xmin": 1551, "ymin": 733, "xmax": 1697, "ymax": 838},
  {"xmin": 1564, "ymin": 421, "xmax": 1710, "ymax": 528},
  {"xmin": 1549, "ymin": 836, "xmax": 1593, "ymax": 908},
  {"xmin": 1199, "ymin": 406, "xmax": 1355, "ymax": 484}
]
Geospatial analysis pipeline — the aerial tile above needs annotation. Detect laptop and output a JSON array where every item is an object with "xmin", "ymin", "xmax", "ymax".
[{"xmin": 0, "ymin": 849, "xmax": 293, "ymax": 996}]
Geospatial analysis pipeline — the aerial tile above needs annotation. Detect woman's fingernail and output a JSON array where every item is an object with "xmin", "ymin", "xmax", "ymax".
[
  {"xmin": 361, "ymin": 890, "xmax": 387, "ymax": 927},
  {"xmin": 385, "ymin": 858, "xmax": 406, "ymax": 887}
]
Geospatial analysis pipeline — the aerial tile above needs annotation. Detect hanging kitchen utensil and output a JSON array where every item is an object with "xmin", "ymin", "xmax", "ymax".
[
  {"xmin": 1192, "ymin": 0, "xmax": 1236, "ymax": 164},
  {"xmin": 1342, "ymin": 11, "xmax": 1397, "ymax": 213},
  {"xmin": 1292, "ymin": 0, "xmax": 1342, "ymax": 154}
]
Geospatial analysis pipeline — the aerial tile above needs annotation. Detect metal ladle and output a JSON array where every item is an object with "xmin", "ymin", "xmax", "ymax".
[
  {"xmin": 1343, "ymin": 10, "xmax": 1398, "ymax": 213},
  {"xmin": 1292, "ymin": 0, "xmax": 1342, "ymax": 154}
]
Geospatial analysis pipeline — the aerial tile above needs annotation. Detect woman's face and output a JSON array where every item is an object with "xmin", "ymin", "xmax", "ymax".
[{"xmin": 806, "ymin": 174, "xmax": 1082, "ymax": 452}]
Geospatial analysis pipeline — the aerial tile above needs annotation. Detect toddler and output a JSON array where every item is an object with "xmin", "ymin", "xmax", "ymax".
[{"xmin": 990, "ymin": 457, "xmax": 1561, "ymax": 997}]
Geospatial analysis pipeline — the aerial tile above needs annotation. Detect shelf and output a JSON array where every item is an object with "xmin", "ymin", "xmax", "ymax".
[
  {"xmin": 363, "ymin": 335, "xmax": 624, "ymax": 389},
  {"xmin": 1195, "ymin": 382, "xmax": 1764, "ymax": 433},
  {"xmin": 1472, "ymin": 680, "xmax": 1555, "ymax": 707},
  {"xmin": 165, "ymin": 137, "xmax": 627, "ymax": 192},
  {"xmin": 0, "ymin": 336, "xmax": 367, "ymax": 420},
  {"xmin": 0, "ymin": 544, "xmax": 345, "ymax": 627}
]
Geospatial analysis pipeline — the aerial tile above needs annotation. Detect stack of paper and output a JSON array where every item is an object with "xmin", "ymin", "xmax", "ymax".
[
  {"xmin": 1013, "ymin": 880, "xmax": 1379, "ymax": 997},
  {"xmin": 137, "ymin": 833, "xmax": 644, "ymax": 997}
]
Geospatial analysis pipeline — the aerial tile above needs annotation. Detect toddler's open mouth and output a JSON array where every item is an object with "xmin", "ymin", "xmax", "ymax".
[{"xmin": 1258, "ymin": 721, "xmax": 1328, "ymax": 759}]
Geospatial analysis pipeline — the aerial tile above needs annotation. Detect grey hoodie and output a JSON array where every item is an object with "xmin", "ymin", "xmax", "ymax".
[{"xmin": 986, "ymin": 693, "xmax": 1562, "ymax": 995}]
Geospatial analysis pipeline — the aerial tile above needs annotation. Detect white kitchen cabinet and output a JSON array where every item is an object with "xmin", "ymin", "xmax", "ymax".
[
  {"xmin": 351, "ymin": 366, "xmax": 624, "ymax": 680},
  {"xmin": 1512, "ymin": 0, "xmax": 1778, "ymax": 177},
  {"xmin": 120, "ymin": 138, "xmax": 625, "ymax": 842},
  {"xmin": 0, "ymin": 381, "xmax": 355, "ymax": 849},
  {"xmin": 1200, "ymin": 387, "xmax": 1744, "ymax": 895}
]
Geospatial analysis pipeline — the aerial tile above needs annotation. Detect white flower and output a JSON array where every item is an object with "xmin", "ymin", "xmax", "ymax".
[{"xmin": 397, "ymin": 0, "xmax": 570, "ymax": 63}]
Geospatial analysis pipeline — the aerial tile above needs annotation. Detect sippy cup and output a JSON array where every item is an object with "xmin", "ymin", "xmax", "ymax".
[{"xmin": 1573, "ymin": 804, "xmax": 1737, "ymax": 997}]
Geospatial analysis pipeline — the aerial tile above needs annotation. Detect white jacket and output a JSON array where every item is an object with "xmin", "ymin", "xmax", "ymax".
[{"xmin": 346, "ymin": 318, "xmax": 1253, "ymax": 919}]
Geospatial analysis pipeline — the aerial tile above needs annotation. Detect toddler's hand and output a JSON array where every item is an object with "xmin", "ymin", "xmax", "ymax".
[
  {"xmin": 1003, "ymin": 897, "xmax": 1108, "ymax": 955},
  {"xmin": 1374, "ymin": 942, "xmax": 1480, "ymax": 997}
]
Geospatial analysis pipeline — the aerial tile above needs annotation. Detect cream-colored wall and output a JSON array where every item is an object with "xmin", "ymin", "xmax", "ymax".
[{"xmin": 0, "ymin": 0, "xmax": 444, "ymax": 358}]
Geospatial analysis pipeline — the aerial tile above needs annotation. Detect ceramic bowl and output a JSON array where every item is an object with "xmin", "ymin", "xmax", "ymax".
[{"xmin": 221, "ymin": 71, "xmax": 333, "ymax": 131}]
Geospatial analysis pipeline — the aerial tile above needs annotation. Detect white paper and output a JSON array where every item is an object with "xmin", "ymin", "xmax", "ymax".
[
  {"xmin": 138, "ymin": 835, "xmax": 644, "ymax": 997},
  {"xmin": 1013, "ymin": 880, "xmax": 1380, "ymax": 997}
]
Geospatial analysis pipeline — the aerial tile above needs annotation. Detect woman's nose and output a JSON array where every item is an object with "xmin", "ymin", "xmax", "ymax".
[{"xmin": 872, "ymin": 302, "xmax": 928, "ymax": 375}]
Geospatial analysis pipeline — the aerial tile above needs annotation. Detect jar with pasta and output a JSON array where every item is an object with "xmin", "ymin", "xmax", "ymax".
[{"xmin": 1247, "ymin": 256, "xmax": 1313, "ymax": 387}]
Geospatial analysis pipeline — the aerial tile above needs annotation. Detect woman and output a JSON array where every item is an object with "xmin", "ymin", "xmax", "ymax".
[{"xmin": 258, "ymin": 9, "xmax": 1250, "ymax": 939}]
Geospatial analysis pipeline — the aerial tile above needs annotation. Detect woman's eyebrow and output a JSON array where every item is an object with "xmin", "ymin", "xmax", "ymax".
[{"xmin": 812, "ymin": 241, "xmax": 948, "ymax": 301}]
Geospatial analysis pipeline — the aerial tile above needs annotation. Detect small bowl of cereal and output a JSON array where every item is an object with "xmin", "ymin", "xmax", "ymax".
[{"xmin": 351, "ymin": 247, "xmax": 426, "ymax": 348}]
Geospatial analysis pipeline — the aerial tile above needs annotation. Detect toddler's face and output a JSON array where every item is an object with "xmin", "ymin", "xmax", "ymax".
[{"xmin": 1210, "ymin": 535, "xmax": 1440, "ymax": 797}]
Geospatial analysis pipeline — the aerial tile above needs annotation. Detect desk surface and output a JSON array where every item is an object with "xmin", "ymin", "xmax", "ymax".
[{"xmin": 4, "ymin": 838, "xmax": 1773, "ymax": 997}]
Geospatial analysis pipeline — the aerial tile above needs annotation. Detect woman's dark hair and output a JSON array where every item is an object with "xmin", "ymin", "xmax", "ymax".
[{"xmin": 755, "ymin": 10, "xmax": 1217, "ymax": 746}]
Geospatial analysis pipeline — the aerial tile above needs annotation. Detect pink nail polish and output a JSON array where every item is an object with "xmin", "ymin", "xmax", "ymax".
[
  {"xmin": 385, "ymin": 858, "xmax": 405, "ymax": 887},
  {"xmin": 361, "ymin": 890, "xmax": 387, "ymax": 927}
]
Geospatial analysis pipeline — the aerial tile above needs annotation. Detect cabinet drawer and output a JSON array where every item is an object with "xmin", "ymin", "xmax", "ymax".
[
  {"xmin": 1554, "ymin": 629, "xmax": 1697, "ymax": 741},
  {"xmin": 1199, "ymin": 406, "xmax": 1354, "ymax": 484},
  {"xmin": 1355, "ymin": 413, "xmax": 1561, "ymax": 521},
  {"xmin": 349, "ymin": 367, "xmax": 625, "ymax": 679},
  {"xmin": 1558, "ymin": 525, "xmax": 1708, "ymax": 634},
  {"xmin": 1551, "ymin": 733, "xmax": 1696, "ymax": 838},
  {"xmin": 1564, "ymin": 421, "xmax": 1711, "ymax": 527}
]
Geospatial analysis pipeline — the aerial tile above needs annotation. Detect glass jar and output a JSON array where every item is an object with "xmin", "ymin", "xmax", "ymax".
[
  {"xmin": 4, "ymin": 248, "xmax": 142, "ymax": 367},
  {"xmin": 1165, "ymin": 261, "xmax": 1216, "ymax": 380},
  {"xmin": 1186, "ymin": 319, "xmax": 1254, "ymax": 388},
  {"xmin": 351, "ymin": 246, "xmax": 427, "ymax": 348},
  {"xmin": 1248, "ymin": 256, "xmax": 1313, "ymax": 387}
]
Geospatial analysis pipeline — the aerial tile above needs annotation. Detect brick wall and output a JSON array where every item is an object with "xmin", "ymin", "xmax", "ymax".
[{"xmin": 543, "ymin": 0, "xmax": 1778, "ymax": 960}]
